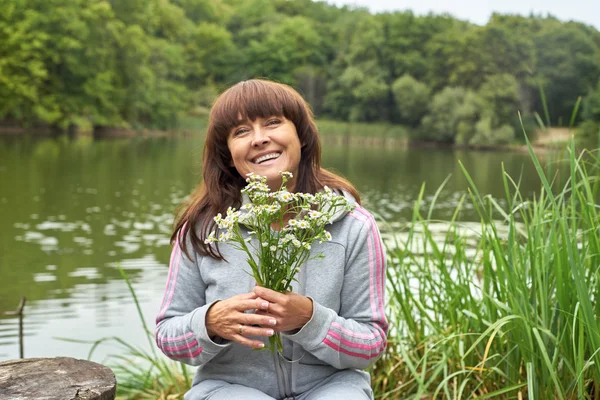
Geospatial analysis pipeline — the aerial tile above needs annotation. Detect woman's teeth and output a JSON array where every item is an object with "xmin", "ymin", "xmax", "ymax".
[{"xmin": 255, "ymin": 153, "xmax": 281, "ymax": 164}]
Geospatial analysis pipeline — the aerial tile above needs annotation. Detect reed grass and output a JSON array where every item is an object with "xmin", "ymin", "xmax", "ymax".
[{"xmin": 373, "ymin": 138, "xmax": 600, "ymax": 399}]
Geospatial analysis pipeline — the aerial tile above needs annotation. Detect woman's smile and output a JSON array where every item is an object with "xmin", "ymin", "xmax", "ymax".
[
  {"xmin": 228, "ymin": 116, "xmax": 301, "ymax": 191},
  {"xmin": 253, "ymin": 152, "xmax": 281, "ymax": 164}
]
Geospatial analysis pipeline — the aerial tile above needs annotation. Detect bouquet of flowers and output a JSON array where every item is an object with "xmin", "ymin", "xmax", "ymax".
[{"xmin": 205, "ymin": 171, "xmax": 353, "ymax": 352}]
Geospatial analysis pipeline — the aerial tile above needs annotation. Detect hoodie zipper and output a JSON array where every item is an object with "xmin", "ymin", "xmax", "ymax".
[
  {"xmin": 273, "ymin": 350, "xmax": 293, "ymax": 399},
  {"xmin": 275, "ymin": 258, "xmax": 309, "ymax": 400}
]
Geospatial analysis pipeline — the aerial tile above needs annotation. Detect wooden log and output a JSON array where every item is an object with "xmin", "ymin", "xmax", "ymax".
[{"xmin": 0, "ymin": 357, "xmax": 116, "ymax": 400}]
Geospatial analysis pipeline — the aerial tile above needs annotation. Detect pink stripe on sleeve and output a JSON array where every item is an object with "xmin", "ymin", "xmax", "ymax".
[
  {"xmin": 156, "ymin": 243, "xmax": 179, "ymax": 323},
  {"xmin": 355, "ymin": 207, "xmax": 387, "ymax": 331},
  {"xmin": 161, "ymin": 339, "xmax": 199, "ymax": 353},
  {"xmin": 157, "ymin": 332, "xmax": 195, "ymax": 343},
  {"xmin": 157, "ymin": 224, "xmax": 189, "ymax": 323},
  {"xmin": 327, "ymin": 331, "xmax": 384, "ymax": 350},
  {"xmin": 157, "ymin": 244, "xmax": 181, "ymax": 321},
  {"xmin": 323, "ymin": 338, "xmax": 384, "ymax": 360},
  {"xmin": 353, "ymin": 207, "xmax": 382, "ymax": 324},
  {"xmin": 330, "ymin": 322, "xmax": 381, "ymax": 339},
  {"xmin": 348, "ymin": 210, "xmax": 378, "ymax": 322},
  {"xmin": 169, "ymin": 347, "xmax": 203, "ymax": 359}
]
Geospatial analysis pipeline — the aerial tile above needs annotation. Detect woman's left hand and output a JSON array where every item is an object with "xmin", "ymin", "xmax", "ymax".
[{"xmin": 253, "ymin": 286, "xmax": 313, "ymax": 332}]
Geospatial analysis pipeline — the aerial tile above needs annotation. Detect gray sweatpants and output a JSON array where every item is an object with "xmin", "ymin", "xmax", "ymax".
[{"xmin": 185, "ymin": 369, "xmax": 373, "ymax": 400}]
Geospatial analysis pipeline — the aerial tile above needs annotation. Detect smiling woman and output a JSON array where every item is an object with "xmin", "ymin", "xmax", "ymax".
[
  {"xmin": 227, "ymin": 116, "xmax": 302, "ymax": 192},
  {"xmin": 155, "ymin": 79, "xmax": 388, "ymax": 400}
]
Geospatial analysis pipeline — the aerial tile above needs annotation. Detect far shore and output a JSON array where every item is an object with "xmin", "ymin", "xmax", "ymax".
[{"xmin": 0, "ymin": 120, "xmax": 575, "ymax": 153}]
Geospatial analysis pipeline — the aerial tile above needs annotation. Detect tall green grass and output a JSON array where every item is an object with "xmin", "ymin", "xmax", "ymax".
[{"xmin": 373, "ymin": 139, "xmax": 600, "ymax": 399}]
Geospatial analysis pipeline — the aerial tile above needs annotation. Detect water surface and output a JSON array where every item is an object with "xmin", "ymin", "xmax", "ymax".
[{"xmin": 0, "ymin": 135, "xmax": 546, "ymax": 362}]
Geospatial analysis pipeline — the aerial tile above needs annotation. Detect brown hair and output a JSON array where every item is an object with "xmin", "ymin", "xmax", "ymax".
[{"xmin": 172, "ymin": 79, "xmax": 361, "ymax": 259}]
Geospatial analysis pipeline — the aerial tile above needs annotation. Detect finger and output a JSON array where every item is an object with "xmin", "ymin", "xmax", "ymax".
[
  {"xmin": 234, "ymin": 292, "xmax": 259, "ymax": 300},
  {"xmin": 253, "ymin": 302, "xmax": 285, "ymax": 317},
  {"xmin": 241, "ymin": 313, "xmax": 278, "ymax": 327},
  {"xmin": 253, "ymin": 286, "xmax": 287, "ymax": 303},
  {"xmin": 235, "ymin": 335, "xmax": 266, "ymax": 349},
  {"xmin": 235, "ymin": 299, "xmax": 269, "ymax": 311},
  {"xmin": 238, "ymin": 325, "xmax": 275, "ymax": 338}
]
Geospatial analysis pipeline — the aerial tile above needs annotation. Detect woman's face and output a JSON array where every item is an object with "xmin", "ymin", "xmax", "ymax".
[{"xmin": 227, "ymin": 116, "xmax": 302, "ymax": 191}]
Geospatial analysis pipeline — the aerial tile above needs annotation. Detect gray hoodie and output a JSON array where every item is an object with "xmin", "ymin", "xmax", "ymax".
[{"xmin": 155, "ymin": 193, "xmax": 388, "ymax": 399}]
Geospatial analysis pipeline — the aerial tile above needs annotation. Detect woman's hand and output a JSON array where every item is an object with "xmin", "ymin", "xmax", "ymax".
[
  {"xmin": 205, "ymin": 292, "xmax": 277, "ymax": 349},
  {"xmin": 253, "ymin": 286, "xmax": 313, "ymax": 332}
]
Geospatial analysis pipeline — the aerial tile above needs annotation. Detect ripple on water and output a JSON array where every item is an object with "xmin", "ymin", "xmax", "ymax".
[
  {"xmin": 133, "ymin": 221, "xmax": 154, "ymax": 230},
  {"xmin": 114, "ymin": 241, "xmax": 141, "ymax": 253},
  {"xmin": 122, "ymin": 234, "xmax": 141, "ymax": 243},
  {"xmin": 142, "ymin": 234, "xmax": 169, "ymax": 247},
  {"xmin": 73, "ymin": 236, "xmax": 93, "ymax": 247},
  {"xmin": 33, "ymin": 273, "xmax": 57, "ymax": 283},
  {"xmin": 34, "ymin": 220, "xmax": 91, "ymax": 233},
  {"xmin": 68, "ymin": 268, "xmax": 102, "ymax": 279}
]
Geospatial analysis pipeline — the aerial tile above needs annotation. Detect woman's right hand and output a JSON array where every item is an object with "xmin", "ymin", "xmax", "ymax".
[{"xmin": 205, "ymin": 292, "xmax": 277, "ymax": 348}]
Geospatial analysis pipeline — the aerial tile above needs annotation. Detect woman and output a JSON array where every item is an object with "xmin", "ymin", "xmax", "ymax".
[{"xmin": 156, "ymin": 79, "xmax": 388, "ymax": 400}]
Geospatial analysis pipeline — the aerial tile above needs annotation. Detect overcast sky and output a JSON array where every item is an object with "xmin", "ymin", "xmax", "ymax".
[{"xmin": 324, "ymin": 0, "xmax": 600, "ymax": 30}]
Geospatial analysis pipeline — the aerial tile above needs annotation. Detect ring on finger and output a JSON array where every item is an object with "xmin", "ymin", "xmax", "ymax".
[{"xmin": 238, "ymin": 324, "xmax": 244, "ymax": 336}]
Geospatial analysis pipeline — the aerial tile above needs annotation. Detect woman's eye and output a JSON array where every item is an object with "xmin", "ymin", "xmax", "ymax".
[
  {"xmin": 267, "ymin": 119, "xmax": 281, "ymax": 126},
  {"xmin": 233, "ymin": 128, "xmax": 248, "ymax": 136}
]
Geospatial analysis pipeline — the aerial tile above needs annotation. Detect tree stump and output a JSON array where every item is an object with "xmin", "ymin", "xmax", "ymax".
[{"xmin": 0, "ymin": 357, "xmax": 116, "ymax": 400}]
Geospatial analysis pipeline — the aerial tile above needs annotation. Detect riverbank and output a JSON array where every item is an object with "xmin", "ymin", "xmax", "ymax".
[{"xmin": 0, "ymin": 117, "xmax": 576, "ymax": 152}]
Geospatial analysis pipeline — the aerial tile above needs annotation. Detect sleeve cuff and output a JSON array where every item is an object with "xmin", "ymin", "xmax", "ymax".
[
  {"xmin": 192, "ymin": 300, "xmax": 233, "ymax": 352},
  {"xmin": 282, "ymin": 297, "xmax": 335, "ymax": 349}
]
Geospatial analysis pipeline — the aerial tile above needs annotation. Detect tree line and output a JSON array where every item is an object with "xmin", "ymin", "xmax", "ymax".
[{"xmin": 1, "ymin": 0, "xmax": 600, "ymax": 144}]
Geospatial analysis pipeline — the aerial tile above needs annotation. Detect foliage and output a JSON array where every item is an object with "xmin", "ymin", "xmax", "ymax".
[
  {"xmin": 576, "ymin": 121, "xmax": 600, "ymax": 145},
  {"xmin": 419, "ymin": 87, "xmax": 474, "ymax": 143},
  {"xmin": 391, "ymin": 74, "xmax": 431, "ymax": 127},
  {"xmin": 1, "ymin": 0, "xmax": 600, "ymax": 142},
  {"xmin": 374, "ymin": 139, "xmax": 600, "ymax": 398},
  {"xmin": 582, "ymin": 79, "xmax": 600, "ymax": 122},
  {"xmin": 534, "ymin": 22, "xmax": 600, "ymax": 125}
]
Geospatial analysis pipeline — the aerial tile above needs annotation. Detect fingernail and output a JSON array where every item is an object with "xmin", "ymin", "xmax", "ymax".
[
  {"xmin": 269, "ymin": 319, "xmax": 277, "ymax": 325},
  {"xmin": 266, "ymin": 329, "xmax": 274, "ymax": 336},
  {"xmin": 258, "ymin": 343, "xmax": 265, "ymax": 348},
  {"xmin": 261, "ymin": 302, "xmax": 269, "ymax": 309}
]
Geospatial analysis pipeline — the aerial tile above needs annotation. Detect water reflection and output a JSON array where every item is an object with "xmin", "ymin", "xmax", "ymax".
[{"xmin": 0, "ymin": 135, "xmax": 548, "ymax": 361}]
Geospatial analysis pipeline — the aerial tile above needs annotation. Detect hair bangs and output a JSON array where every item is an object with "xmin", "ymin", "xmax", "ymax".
[{"xmin": 209, "ymin": 80, "xmax": 305, "ymax": 137}]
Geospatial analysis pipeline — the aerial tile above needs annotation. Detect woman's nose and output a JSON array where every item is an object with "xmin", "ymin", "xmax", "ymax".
[{"xmin": 251, "ymin": 129, "xmax": 270, "ymax": 147}]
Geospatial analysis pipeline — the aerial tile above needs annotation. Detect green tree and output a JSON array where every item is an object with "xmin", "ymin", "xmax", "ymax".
[
  {"xmin": 582, "ymin": 79, "xmax": 600, "ymax": 122},
  {"xmin": 420, "ymin": 87, "xmax": 472, "ymax": 142},
  {"xmin": 0, "ymin": 1, "xmax": 49, "ymax": 122},
  {"xmin": 244, "ymin": 16, "xmax": 322, "ymax": 84},
  {"xmin": 534, "ymin": 21, "xmax": 600, "ymax": 124},
  {"xmin": 477, "ymin": 74, "xmax": 521, "ymax": 130},
  {"xmin": 391, "ymin": 74, "xmax": 431, "ymax": 126},
  {"xmin": 324, "ymin": 12, "xmax": 392, "ymax": 122}
]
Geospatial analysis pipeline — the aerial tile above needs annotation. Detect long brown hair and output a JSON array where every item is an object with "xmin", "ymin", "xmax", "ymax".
[{"xmin": 172, "ymin": 79, "xmax": 360, "ymax": 259}]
